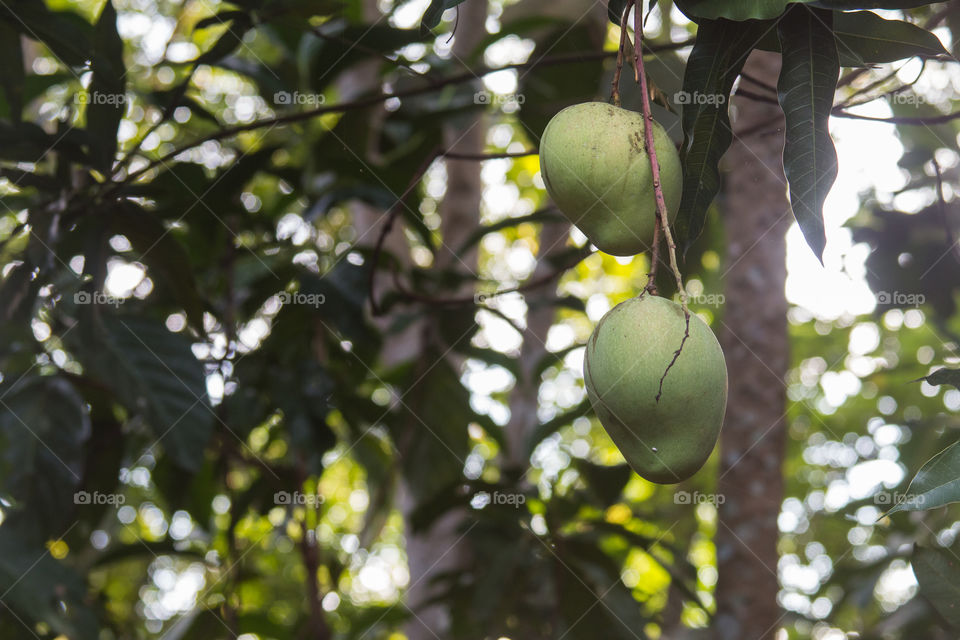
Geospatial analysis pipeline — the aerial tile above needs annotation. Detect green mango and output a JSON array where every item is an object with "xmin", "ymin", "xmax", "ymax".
[
  {"xmin": 583, "ymin": 294, "xmax": 727, "ymax": 484},
  {"xmin": 538, "ymin": 102, "xmax": 682, "ymax": 257}
]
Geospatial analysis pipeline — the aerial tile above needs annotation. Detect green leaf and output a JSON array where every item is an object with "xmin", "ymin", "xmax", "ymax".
[
  {"xmin": 777, "ymin": 4, "xmax": 838, "ymax": 262},
  {"xmin": 675, "ymin": 18, "xmax": 770, "ymax": 252},
  {"xmin": 420, "ymin": 0, "xmax": 467, "ymax": 33},
  {"xmin": 0, "ymin": 377, "xmax": 89, "ymax": 537},
  {"xmin": 0, "ymin": 22, "xmax": 25, "ymax": 121},
  {"xmin": 915, "ymin": 367, "xmax": 960, "ymax": 391},
  {"xmin": 886, "ymin": 440, "xmax": 960, "ymax": 515},
  {"xmin": 110, "ymin": 202, "xmax": 206, "ymax": 329},
  {"xmin": 69, "ymin": 314, "xmax": 214, "ymax": 471},
  {"xmin": 607, "ymin": 0, "xmax": 630, "ymax": 24},
  {"xmin": 913, "ymin": 545, "xmax": 960, "ymax": 628},
  {"xmin": 677, "ymin": 0, "xmax": 940, "ymax": 21},
  {"xmin": 831, "ymin": 11, "xmax": 947, "ymax": 65},
  {"xmin": 0, "ymin": 2, "xmax": 93, "ymax": 67},
  {"xmin": 87, "ymin": 0, "xmax": 125, "ymax": 173},
  {"xmin": 0, "ymin": 527, "xmax": 98, "ymax": 640},
  {"xmin": 193, "ymin": 13, "xmax": 253, "ymax": 65},
  {"xmin": 574, "ymin": 459, "xmax": 632, "ymax": 505}
]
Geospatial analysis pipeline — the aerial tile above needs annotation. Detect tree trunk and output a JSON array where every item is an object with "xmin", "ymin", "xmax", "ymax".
[
  {"xmin": 401, "ymin": 3, "xmax": 488, "ymax": 638},
  {"xmin": 714, "ymin": 50, "xmax": 790, "ymax": 640}
]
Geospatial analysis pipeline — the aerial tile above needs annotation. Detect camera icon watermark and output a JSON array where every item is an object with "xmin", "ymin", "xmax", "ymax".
[
  {"xmin": 274, "ymin": 491, "xmax": 325, "ymax": 507},
  {"xmin": 674, "ymin": 490, "xmax": 725, "ymax": 506},
  {"xmin": 74, "ymin": 491, "xmax": 125, "ymax": 506},
  {"xmin": 75, "ymin": 91, "xmax": 127, "ymax": 106},
  {"xmin": 673, "ymin": 91, "xmax": 726, "ymax": 106},
  {"xmin": 473, "ymin": 90, "xmax": 525, "ymax": 107},
  {"xmin": 74, "ymin": 290, "xmax": 124, "ymax": 307},
  {"xmin": 875, "ymin": 291, "xmax": 925, "ymax": 307},
  {"xmin": 278, "ymin": 291, "xmax": 326, "ymax": 307},
  {"xmin": 273, "ymin": 91, "xmax": 326, "ymax": 106}
]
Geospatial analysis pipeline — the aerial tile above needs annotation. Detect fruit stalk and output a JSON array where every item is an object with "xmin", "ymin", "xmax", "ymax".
[{"xmin": 629, "ymin": 1, "xmax": 690, "ymax": 400}]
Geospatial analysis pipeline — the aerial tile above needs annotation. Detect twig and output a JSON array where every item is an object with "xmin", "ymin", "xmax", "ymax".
[
  {"xmin": 932, "ymin": 158, "xmax": 960, "ymax": 266},
  {"xmin": 830, "ymin": 107, "xmax": 960, "ymax": 125},
  {"xmin": 387, "ymin": 246, "xmax": 589, "ymax": 308},
  {"xmin": 611, "ymin": 3, "xmax": 633, "ymax": 106},
  {"xmin": 109, "ymin": 41, "xmax": 695, "ymax": 191},
  {"xmin": 368, "ymin": 146, "xmax": 442, "ymax": 316},
  {"xmin": 738, "ymin": 70, "xmax": 778, "ymax": 95},
  {"xmin": 441, "ymin": 149, "xmax": 535, "ymax": 160},
  {"xmin": 629, "ymin": 0, "xmax": 689, "ymax": 402}
]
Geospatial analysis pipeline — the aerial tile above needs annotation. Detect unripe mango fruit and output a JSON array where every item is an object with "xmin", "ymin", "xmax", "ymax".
[
  {"xmin": 583, "ymin": 295, "xmax": 727, "ymax": 484},
  {"xmin": 538, "ymin": 102, "xmax": 682, "ymax": 256}
]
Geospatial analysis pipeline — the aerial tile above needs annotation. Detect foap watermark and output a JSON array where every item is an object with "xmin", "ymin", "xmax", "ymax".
[
  {"xmin": 888, "ymin": 92, "xmax": 928, "ymax": 107},
  {"xmin": 473, "ymin": 90, "xmax": 525, "ymax": 107},
  {"xmin": 75, "ymin": 91, "xmax": 127, "ymax": 106},
  {"xmin": 674, "ymin": 91, "xmax": 726, "ymax": 106},
  {"xmin": 273, "ymin": 91, "xmax": 326, "ymax": 106},
  {"xmin": 74, "ymin": 290, "xmax": 124, "ymax": 307},
  {"xmin": 874, "ymin": 492, "xmax": 925, "ymax": 508},
  {"xmin": 278, "ymin": 291, "xmax": 326, "ymax": 307},
  {"xmin": 274, "ymin": 490, "xmax": 325, "ymax": 507},
  {"xmin": 686, "ymin": 292, "xmax": 725, "ymax": 307},
  {"xmin": 876, "ymin": 291, "xmax": 925, "ymax": 307},
  {"xmin": 674, "ymin": 490, "xmax": 725, "ymax": 506},
  {"xmin": 473, "ymin": 490, "xmax": 526, "ymax": 508},
  {"xmin": 74, "ymin": 491, "xmax": 125, "ymax": 506}
]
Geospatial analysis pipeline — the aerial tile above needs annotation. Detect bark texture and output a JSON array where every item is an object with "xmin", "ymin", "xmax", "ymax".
[{"xmin": 714, "ymin": 50, "xmax": 790, "ymax": 640}]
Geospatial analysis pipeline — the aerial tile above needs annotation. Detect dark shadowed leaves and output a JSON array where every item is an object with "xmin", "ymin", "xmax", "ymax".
[
  {"xmin": 913, "ymin": 545, "xmax": 960, "ymax": 628},
  {"xmin": 675, "ymin": 18, "xmax": 769, "ymax": 252}
]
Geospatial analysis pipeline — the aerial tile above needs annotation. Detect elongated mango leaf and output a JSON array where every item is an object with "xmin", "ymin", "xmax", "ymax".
[
  {"xmin": 832, "ymin": 11, "xmax": 947, "ymax": 65},
  {"xmin": 913, "ymin": 545, "xmax": 960, "ymax": 628},
  {"xmin": 87, "ymin": 0, "xmax": 125, "ymax": 173},
  {"xmin": 68, "ymin": 314, "xmax": 214, "ymax": 471},
  {"xmin": 677, "ymin": 0, "xmax": 940, "ymax": 22},
  {"xmin": 777, "ymin": 5, "xmax": 838, "ymax": 262},
  {"xmin": 755, "ymin": 11, "xmax": 947, "ymax": 65},
  {"xmin": 886, "ymin": 440, "xmax": 960, "ymax": 515},
  {"xmin": 675, "ymin": 18, "xmax": 771, "ymax": 252},
  {"xmin": 914, "ymin": 367, "xmax": 960, "ymax": 391}
]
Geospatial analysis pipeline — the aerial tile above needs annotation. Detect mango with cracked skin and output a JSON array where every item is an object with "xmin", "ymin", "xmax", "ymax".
[{"xmin": 583, "ymin": 294, "xmax": 727, "ymax": 484}]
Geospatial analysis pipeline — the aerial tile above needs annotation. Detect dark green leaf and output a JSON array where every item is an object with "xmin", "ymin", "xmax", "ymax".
[
  {"xmin": 193, "ymin": 13, "xmax": 253, "ymax": 65},
  {"xmin": 777, "ymin": 5, "xmax": 838, "ymax": 262},
  {"xmin": 574, "ymin": 459, "xmax": 632, "ymax": 505},
  {"xmin": 0, "ymin": 376, "xmax": 89, "ymax": 537},
  {"xmin": 915, "ymin": 367, "xmax": 960, "ymax": 391},
  {"xmin": 677, "ymin": 0, "xmax": 940, "ymax": 21},
  {"xmin": 913, "ymin": 545, "xmax": 960, "ymax": 628},
  {"xmin": 676, "ymin": 18, "xmax": 770, "ymax": 252},
  {"xmin": 0, "ymin": 2, "xmax": 93, "ymax": 67},
  {"xmin": 608, "ymin": 0, "xmax": 629, "ymax": 24},
  {"xmin": 86, "ymin": 0, "xmax": 125, "ymax": 172},
  {"xmin": 0, "ymin": 22, "xmax": 25, "ymax": 121},
  {"xmin": 68, "ymin": 314, "xmax": 214, "ymax": 471},
  {"xmin": 832, "ymin": 11, "xmax": 947, "ymax": 65},
  {"xmin": 887, "ymin": 440, "xmax": 960, "ymax": 515},
  {"xmin": 110, "ymin": 202, "xmax": 206, "ymax": 329},
  {"xmin": 420, "ymin": 0, "xmax": 468, "ymax": 33},
  {"xmin": 0, "ymin": 527, "xmax": 98, "ymax": 640}
]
